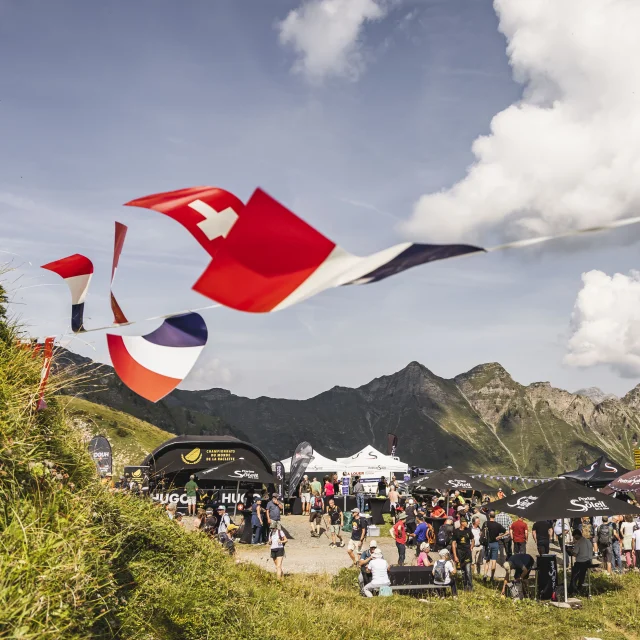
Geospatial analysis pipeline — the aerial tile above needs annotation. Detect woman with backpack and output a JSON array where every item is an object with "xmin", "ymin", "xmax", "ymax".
[
  {"xmin": 269, "ymin": 521, "xmax": 287, "ymax": 580},
  {"xmin": 309, "ymin": 491, "xmax": 324, "ymax": 537},
  {"xmin": 433, "ymin": 548, "xmax": 457, "ymax": 597}
]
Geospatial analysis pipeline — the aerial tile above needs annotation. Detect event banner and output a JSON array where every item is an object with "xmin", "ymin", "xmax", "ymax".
[
  {"xmin": 387, "ymin": 433, "xmax": 398, "ymax": 456},
  {"xmin": 88, "ymin": 435, "xmax": 112, "ymax": 477},
  {"xmin": 635, "ymin": 449, "xmax": 640, "ymax": 470},
  {"xmin": 124, "ymin": 466, "xmax": 150, "ymax": 481},
  {"xmin": 274, "ymin": 461, "xmax": 285, "ymax": 498},
  {"xmin": 288, "ymin": 441, "xmax": 314, "ymax": 499}
]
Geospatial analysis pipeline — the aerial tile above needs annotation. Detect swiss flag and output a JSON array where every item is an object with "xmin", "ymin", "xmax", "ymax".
[
  {"xmin": 193, "ymin": 188, "xmax": 336, "ymax": 313},
  {"xmin": 125, "ymin": 187, "xmax": 244, "ymax": 258}
]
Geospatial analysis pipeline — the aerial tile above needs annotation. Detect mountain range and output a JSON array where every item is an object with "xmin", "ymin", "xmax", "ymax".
[{"xmin": 58, "ymin": 349, "xmax": 640, "ymax": 476}]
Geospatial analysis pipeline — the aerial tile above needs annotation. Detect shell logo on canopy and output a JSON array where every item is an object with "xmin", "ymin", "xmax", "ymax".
[{"xmin": 181, "ymin": 448, "xmax": 202, "ymax": 465}]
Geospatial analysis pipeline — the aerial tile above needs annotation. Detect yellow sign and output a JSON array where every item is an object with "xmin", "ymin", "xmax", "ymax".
[
  {"xmin": 132, "ymin": 469, "xmax": 143, "ymax": 479},
  {"xmin": 181, "ymin": 448, "xmax": 203, "ymax": 464},
  {"xmin": 634, "ymin": 449, "xmax": 640, "ymax": 470},
  {"xmin": 203, "ymin": 448, "xmax": 236, "ymax": 463}
]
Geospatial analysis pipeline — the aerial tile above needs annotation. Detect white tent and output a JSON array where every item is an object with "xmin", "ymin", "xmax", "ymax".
[
  {"xmin": 276, "ymin": 449, "xmax": 338, "ymax": 475},
  {"xmin": 335, "ymin": 445, "xmax": 408, "ymax": 478}
]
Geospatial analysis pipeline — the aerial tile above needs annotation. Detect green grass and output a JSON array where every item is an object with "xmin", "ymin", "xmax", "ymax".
[
  {"xmin": 64, "ymin": 396, "xmax": 173, "ymax": 476},
  {"xmin": 2, "ymin": 286, "xmax": 640, "ymax": 640}
]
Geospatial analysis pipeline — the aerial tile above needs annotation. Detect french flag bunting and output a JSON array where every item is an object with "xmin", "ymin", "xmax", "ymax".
[
  {"xmin": 111, "ymin": 222, "xmax": 129, "ymax": 324},
  {"xmin": 41, "ymin": 254, "xmax": 94, "ymax": 332},
  {"xmin": 106, "ymin": 312, "xmax": 207, "ymax": 403},
  {"xmin": 125, "ymin": 187, "xmax": 243, "ymax": 258},
  {"xmin": 191, "ymin": 188, "xmax": 484, "ymax": 313}
]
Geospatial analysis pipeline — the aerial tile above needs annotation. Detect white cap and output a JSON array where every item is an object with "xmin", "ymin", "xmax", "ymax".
[
  {"xmin": 369, "ymin": 540, "xmax": 378, "ymax": 548},
  {"xmin": 372, "ymin": 549, "xmax": 383, "ymax": 558}
]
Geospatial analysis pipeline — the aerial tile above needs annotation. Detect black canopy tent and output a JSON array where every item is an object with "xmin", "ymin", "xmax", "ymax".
[
  {"xmin": 409, "ymin": 467, "xmax": 493, "ymax": 494},
  {"xmin": 142, "ymin": 435, "xmax": 274, "ymax": 510},
  {"xmin": 489, "ymin": 478, "xmax": 640, "ymax": 601},
  {"xmin": 559, "ymin": 454, "xmax": 629, "ymax": 487}
]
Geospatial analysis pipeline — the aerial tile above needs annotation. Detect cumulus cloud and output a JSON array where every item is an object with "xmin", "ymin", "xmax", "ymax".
[
  {"xmin": 277, "ymin": 0, "xmax": 387, "ymax": 83},
  {"xmin": 565, "ymin": 270, "xmax": 640, "ymax": 377},
  {"xmin": 402, "ymin": 0, "xmax": 640, "ymax": 244},
  {"xmin": 181, "ymin": 356, "xmax": 233, "ymax": 390}
]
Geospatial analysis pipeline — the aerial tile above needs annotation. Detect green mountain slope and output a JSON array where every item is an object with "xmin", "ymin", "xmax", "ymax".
[{"xmin": 64, "ymin": 397, "xmax": 173, "ymax": 476}]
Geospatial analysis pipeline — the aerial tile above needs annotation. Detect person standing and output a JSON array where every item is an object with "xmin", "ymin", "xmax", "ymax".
[
  {"xmin": 310, "ymin": 477, "xmax": 322, "ymax": 496},
  {"xmin": 251, "ymin": 498, "xmax": 263, "ymax": 545},
  {"xmin": 269, "ymin": 521, "xmax": 287, "ymax": 580},
  {"xmin": 482, "ymin": 511, "xmax": 507, "ymax": 583},
  {"xmin": 299, "ymin": 475, "xmax": 312, "ymax": 516},
  {"xmin": 568, "ymin": 529, "xmax": 593, "ymax": 595},
  {"xmin": 532, "ymin": 520, "xmax": 553, "ymax": 556},
  {"xmin": 309, "ymin": 491, "xmax": 324, "ymax": 537},
  {"xmin": 633, "ymin": 523, "xmax": 640, "ymax": 569},
  {"xmin": 331, "ymin": 472, "xmax": 340, "ymax": 496},
  {"xmin": 377, "ymin": 476, "xmax": 388, "ymax": 497},
  {"xmin": 452, "ymin": 517, "xmax": 474, "ymax": 591},
  {"xmin": 388, "ymin": 484, "xmax": 399, "ymax": 524},
  {"xmin": 325, "ymin": 498, "xmax": 344, "ymax": 547},
  {"xmin": 596, "ymin": 516, "xmax": 613, "ymax": 575},
  {"xmin": 610, "ymin": 516, "xmax": 622, "ymax": 574},
  {"xmin": 510, "ymin": 515, "xmax": 529, "ymax": 554},
  {"xmin": 496, "ymin": 510, "xmax": 513, "ymax": 561},
  {"xmin": 184, "ymin": 474, "xmax": 198, "ymax": 517},
  {"xmin": 620, "ymin": 515, "xmax": 636, "ymax": 570},
  {"xmin": 405, "ymin": 498, "xmax": 417, "ymax": 544},
  {"xmin": 323, "ymin": 477, "xmax": 335, "ymax": 500},
  {"xmin": 471, "ymin": 516, "xmax": 484, "ymax": 574},
  {"xmin": 353, "ymin": 477, "xmax": 365, "ymax": 514},
  {"xmin": 391, "ymin": 512, "xmax": 407, "ymax": 566},
  {"xmin": 347, "ymin": 508, "xmax": 368, "ymax": 565},
  {"xmin": 266, "ymin": 493, "xmax": 282, "ymax": 530}
]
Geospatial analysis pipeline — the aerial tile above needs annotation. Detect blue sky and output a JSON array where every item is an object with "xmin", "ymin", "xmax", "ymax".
[{"xmin": 3, "ymin": 0, "xmax": 640, "ymax": 399}]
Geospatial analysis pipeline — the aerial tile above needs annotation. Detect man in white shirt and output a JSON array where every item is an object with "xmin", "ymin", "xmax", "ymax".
[
  {"xmin": 471, "ymin": 516, "xmax": 484, "ymax": 574},
  {"xmin": 362, "ymin": 549, "xmax": 390, "ymax": 597}
]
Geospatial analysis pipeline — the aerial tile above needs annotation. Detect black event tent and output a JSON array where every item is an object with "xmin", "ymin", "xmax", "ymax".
[
  {"xmin": 559, "ymin": 454, "xmax": 629, "ymax": 487},
  {"xmin": 409, "ymin": 467, "xmax": 493, "ymax": 494},
  {"xmin": 489, "ymin": 478, "xmax": 640, "ymax": 522}
]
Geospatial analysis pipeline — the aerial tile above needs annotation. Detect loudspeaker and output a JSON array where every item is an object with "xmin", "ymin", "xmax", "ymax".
[{"xmin": 536, "ymin": 554, "xmax": 558, "ymax": 601}]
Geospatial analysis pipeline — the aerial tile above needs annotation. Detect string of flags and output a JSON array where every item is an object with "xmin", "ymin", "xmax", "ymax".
[
  {"xmin": 469, "ymin": 473, "xmax": 555, "ymax": 484},
  {"xmin": 25, "ymin": 183, "xmax": 640, "ymax": 405}
]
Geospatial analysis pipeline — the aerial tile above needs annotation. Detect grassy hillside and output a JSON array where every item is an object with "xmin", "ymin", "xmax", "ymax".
[
  {"xmin": 64, "ymin": 396, "xmax": 173, "ymax": 476},
  {"xmin": 3, "ymin": 290, "xmax": 640, "ymax": 639}
]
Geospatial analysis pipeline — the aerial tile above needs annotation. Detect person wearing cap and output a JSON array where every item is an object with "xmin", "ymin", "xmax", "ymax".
[
  {"xmin": 299, "ymin": 475, "xmax": 312, "ymax": 516},
  {"xmin": 391, "ymin": 512, "xmax": 408, "ymax": 565},
  {"xmin": 184, "ymin": 474, "xmax": 198, "ymax": 517},
  {"xmin": 452, "ymin": 517, "xmax": 474, "ymax": 591},
  {"xmin": 496, "ymin": 488, "xmax": 505, "ymax": 500},
  {"xmin": 362, "ymin": 549, "xmax": 390, "ymax": 597},
  {"xmin": 217, "ymin": 505, "xmax": 231, "ymax": 537},
  {"xmin": 357, "ymin": 540, "xmax": 378, "ymax": 594},
  {"xmin": 269, "ymin": 521, "xmax": 287, "ymax": 580},
  {"xmin": 347, "ymin": 508, "xmax": 368, "ymax": 565},
  {"xmin": 417, "ymin": 541, "xmax": 433, "ymax": 567},
  {"xmin": 202, "ymin": 508, "xmax": 217, "ymax": 535},
  {"xmin": 433, "ymin": 548, "xmax": 457, "ymax": 596},
  {"xmin": 265, "ymin": 493, "xmax": 282, "ymax": 530},
  {"xmin": 501, "ymin": 553, "xmax": 534, "ymax": 598}
]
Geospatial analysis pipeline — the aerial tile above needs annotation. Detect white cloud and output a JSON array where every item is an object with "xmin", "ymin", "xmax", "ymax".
[
  {"xmin": 181, "ymin": 354, "xmax": 233, "ymax": 390},
  {"xmin": 565, "ymin": 270, "xmax": 640, "ymax": 378},
  {"xmin": 277, "ymin": 0, "xmax": 387, "ymax": 83},
  {"xmin": 402, "ymin": 0, "xmax": 640, "ymax": 244}
]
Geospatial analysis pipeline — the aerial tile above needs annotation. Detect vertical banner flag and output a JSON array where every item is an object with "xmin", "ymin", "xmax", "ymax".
[
  {"xmin": 387, "ymin": 433, "xmax": 398, "ymax": 457},
  {"xmin": 37, "ymin": 337, "xmax": 55, "ymax": 410},
  {"xmin": 634, "ymin": 449, "xmax": 640, "ymax": 470},
  {"xmin": 88, "ymin": 435, "xmax": 113, "ymax": 477},
  {"xmin": 274, "ymin": 461, "xmax": 285, "ymax": 498},
  {"xmin": 287, "ymin": 442, "xmax": 314, "ymax": 499}
]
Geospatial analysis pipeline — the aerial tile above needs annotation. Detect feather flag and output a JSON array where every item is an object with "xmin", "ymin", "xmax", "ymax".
[
  {"xmin": 41, "ymin": 254, "xmax": 93, "ymax": 332},
  {"xmin": 191, "ymin": 188, "xmax": 483, "ymax": 313},
  {"xmin": 111, "ymin": 222, "xmax": 129, "ymax": 324},
  {"xmin": 37, "ymin": 337, "xmax": 55, "ymax": 410},
  {"xmin": 125, "ymin": 187, "xmax": 244, "ymax": 258},
  {"xmin": 106, "ymin": 312, "xmax": 207, "ymax": 402}
]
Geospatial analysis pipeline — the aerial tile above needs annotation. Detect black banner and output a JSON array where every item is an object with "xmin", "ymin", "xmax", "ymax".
[
  {"xmin": 88, "ymin": 435, "xmax": 112, "ymax": 477},
  {"xmin": 274, "ymin": 461, "xmax": 285, "ymax": 498},
  {"xmin": 387, "ymin": 433, "xmax": 398, "ymax": 456},
  {"xmin": 124, "ymin": 466, "xmax": 150, "ymax": 482},
  {"xmin": 288, "ymin": 442, "xmax": 314, "ymax": 498}
]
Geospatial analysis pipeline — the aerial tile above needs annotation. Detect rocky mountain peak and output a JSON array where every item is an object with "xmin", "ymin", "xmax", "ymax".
[
  {"xmin": 454, "ymin": 362, "xmax": 518, "ymax": 392},
  {"xmin": 575, "ymin": 387, "xmax": 618, "ymax": 404}
]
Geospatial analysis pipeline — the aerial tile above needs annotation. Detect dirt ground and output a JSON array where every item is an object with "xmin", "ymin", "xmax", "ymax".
[{"xmin": 232, "ymin": 514, "xmax": 552, "ymax": 578}]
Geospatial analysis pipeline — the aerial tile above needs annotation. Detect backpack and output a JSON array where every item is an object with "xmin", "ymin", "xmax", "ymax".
[
  {"xmin": 313, "ymin": 496, "xmax": 323, "ymax": 510},
  {"xmin": 342, "ymin": 512, "xmax": 353, "ymax": 532},
  {"xmin": 597, "ymin": 523, "xmax": 611, "ymax": 546},
  {"xmin": 437, "ymin": 526, "xmax": 449, "ymax": 547},
  {"xmin": 378, "ymin": 585, "xmax": 393, "ymax": 597},
  {"xmin": 479, "ymin": 524, "xmax": 487, "ymax": 547},
  {"xmin": 433, "ymin": 560, "xmax": 447, "ymax": 583},
  {"xmin": 427, "ymin": 524, "xmax": 436, "ymax": 545}
]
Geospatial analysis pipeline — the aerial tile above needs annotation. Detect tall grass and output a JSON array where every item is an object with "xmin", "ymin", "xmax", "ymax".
[{"xmin": 1, "ymin": 283, "xmax": 640, "ymax": 640}]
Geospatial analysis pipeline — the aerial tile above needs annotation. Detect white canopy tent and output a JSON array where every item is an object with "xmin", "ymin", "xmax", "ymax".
[
  {"xmin": 276, "ymin": 449, "xmax": 338, "ymax": 475},
  {"xmin": 336, "ymin": 445, "xmax": 408, "ymax": 478}
]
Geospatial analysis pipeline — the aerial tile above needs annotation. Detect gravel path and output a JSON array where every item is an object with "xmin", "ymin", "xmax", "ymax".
[{"xmin": 235, "ymin": 515, "xmax": 557, "ymax": 578}]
